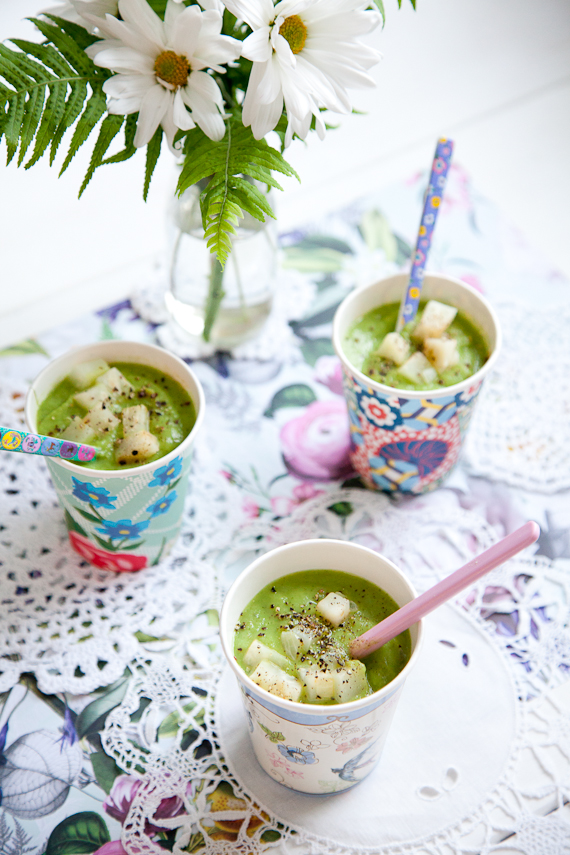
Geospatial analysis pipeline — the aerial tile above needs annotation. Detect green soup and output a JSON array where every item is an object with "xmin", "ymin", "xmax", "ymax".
[
  {"xmin": 234, "ymin": 570, "xmax": 411, "ymax": 704},
  {"xmin": 343, "ymin": 301, "xmax": 488, "ymax": 391},
  {"xmin": 37, "ymin": 362, "xmax": 196, "ymax": 470}
]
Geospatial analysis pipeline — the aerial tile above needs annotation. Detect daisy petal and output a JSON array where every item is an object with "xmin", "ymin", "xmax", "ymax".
[
  {"xmin": 119, "ymin": 0, "xmax": 165, "ymax": 51},
  {"xmin": 241, "ymin": 27, "xmax": 273, "ymax": 63},
  {"xmin": 134, "ymin": 84, "xmax": 171, "ymax": 147}
]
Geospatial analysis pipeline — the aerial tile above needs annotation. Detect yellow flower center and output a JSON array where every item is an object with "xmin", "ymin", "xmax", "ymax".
[
  {"xmin": 154, "ymin": 50, "xmax": 190, "ymax": 89},
  {"xmin": 278, "ymin": 15, "xmax": 307, "ymax": 54}
]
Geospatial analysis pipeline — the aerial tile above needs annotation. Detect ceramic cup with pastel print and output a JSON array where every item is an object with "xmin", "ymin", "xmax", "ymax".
[
  {"xmin": 220, "ymin": 539, "xmax": 423, "ymax": 795},
  {"xmin": 25, "ymin": 341, "xmax": 204, "ymax": 572},
  {"xmin": 332, "ymin": 273, "xmax": 501, "ymax": 494}
]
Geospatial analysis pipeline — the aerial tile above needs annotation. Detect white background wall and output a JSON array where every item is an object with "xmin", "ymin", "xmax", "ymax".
[{"xmin": 1, "ymin": 0, "xmax": 569, "ymax": 347}]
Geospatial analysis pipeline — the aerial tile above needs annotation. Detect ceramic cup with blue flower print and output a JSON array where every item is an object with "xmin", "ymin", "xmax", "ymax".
[
  {"xmin": 25, "ymin": 341, "xmax": 204, "ymax": 572},
  {"xmin": 332, "ymin": 273, "xmax": 501, "ymax": 494},
  {"xmin": 220, "ymin": 539, "xmax": 423, "ymax": 795}
]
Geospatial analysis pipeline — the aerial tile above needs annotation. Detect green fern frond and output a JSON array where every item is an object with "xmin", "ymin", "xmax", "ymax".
[
  {"xmin": 102, "ymin": 113, "xmax": 137, "ymax": 165},
  {"xmin": 144, "ymin": 126, "xmax": 163, "ymax": 201},
  {"xmin": 177, "ymin": 114, "xmax": 299, "ymax": 266},
  {"xmin": 0, "ymin": 17, "xmax": 139, "ymax": 195},
  {"xmin": 79, "ymin": 113, "xmax": 124, "ymax": 196}
]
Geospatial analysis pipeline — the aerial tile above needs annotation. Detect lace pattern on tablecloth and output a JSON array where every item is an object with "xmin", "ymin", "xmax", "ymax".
[
  {"xmin": 98, "ymin": 490, "xmax": 570, "ymax": 855},
  {"xmin": 0, "ymin": 381, "xmax": 240, "ymax": 696},
  {"xmin": 130, "ymin": 264, "xmax": 316, "ymax": 362},
  {"xmin": 463, "ymin": 301, "xmax": 570, "ymax": 493}
]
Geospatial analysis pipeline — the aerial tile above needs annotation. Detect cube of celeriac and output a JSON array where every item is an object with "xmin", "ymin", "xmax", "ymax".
[
  {"xmin": 122, "ymin": 404, "xmax": 150, "ymax": 435},
  {"xmin": 61, "ymin": 416, "xmax": 97, "ymax": 444},
  {"xmin": 316, "ymin": 592, "xmax": 351, "ymax": 627},
  {"xmin": 298, "ymin": 667, "xmax": 335, "ymax": 702},
  {"xmin": 413, "ymin": 300, "xmax": 458, "ymax": 342},
  {"xmin": 423, "ymin": 336, "xmax": 460, "ymax": 373},
  {"xmin": 83, "ymin": 402, "xmax": 120, "ymax": 434},
  {"xmin": 281, "ymin": 627, "xmax": 314, "ymax": 660},
  {"xmin": 244, "ymin": 640, "xmax": 290, "ymax": 671},
  {"xmin": 249, "ymin": 660, "xmax": 302, "ymax": 702},
  {"xmin": 398, "ymin": 351, "xmax": 438, "ymax": 385},
  {"xmin": 74, "ymin": 383, "xmax": 113, "ymax": 411},
  {"xmin": 99, "ymin": 368, "xmax": 133, "ymax": 396},
  {"xmin": 68, "ymin": 359, "xmax": 110, "ymax": 390},
  {"xmin": 115, "ymin": 431, "xmax": 159, "ymax": 465},
  {"xmin": 332, "ymin": 661, "xmax": 370, "ymax": 703},
  {"xmin": 376, "ymin": 332, "xmax": 410, "ymax": 366}
]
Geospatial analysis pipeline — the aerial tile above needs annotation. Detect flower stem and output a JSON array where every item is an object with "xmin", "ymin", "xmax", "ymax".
[{"xmin": 202, "ymin": 256, "xmax": 225, "ymax": 342}]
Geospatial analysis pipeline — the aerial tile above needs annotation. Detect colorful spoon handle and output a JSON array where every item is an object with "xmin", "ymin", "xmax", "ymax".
[
  {"xmin": 350, "ymin": 521, "xmax": 540, "ymax": 659},
  {"xmin": 396, "ymin": 137, "xmax": 454, "ymax": 332},
  {"xmin": 0, "ymin": 426, "xmax": 96, "ymax": 463}
]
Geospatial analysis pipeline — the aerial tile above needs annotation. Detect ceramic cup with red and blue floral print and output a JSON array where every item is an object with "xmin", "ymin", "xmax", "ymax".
[
  {"xmin": 220, "ymin": 539, "xmax": 423, "ymax": 795},
  {"xmin": 25, "ymin": 341, "xmax": 204, "ymax": 572},
  {"xmin": 332, "ymin": 274, "xmax": 501, "ymax": 494}
]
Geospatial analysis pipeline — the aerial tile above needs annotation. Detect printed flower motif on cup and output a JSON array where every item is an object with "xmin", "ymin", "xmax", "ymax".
[
  {"xmin": 96, "ymin": 519, "xmax": 150, "ymax": 541},
  {"xmin": 146, "ymin": 492, "xmax": 178, "ymax": 518},
  {"xmin": 71, "ymin": 477, "xmax": 117, "ymax": 509},
  {"xmin": 68, "ymin": 531, "xmax": 148, "ymax": 572},
  {"xmin": 374, "ymin": 439, "xmax": 449, "ymax": 479},
  {"xmin": 277, "ymin": 744, "xmax": 317, "ymax": 765},
  {"xmin": 149, "ymin": 456, "xmax": 183, "ymax": 487},
  {"xmin": 358, "ymin": 394, "xmax": 402, "ymax": 429},
  {"xmin": 457, "ymin": 380, "xmax": 483, "ymax": 405},
  {"xmin": 350, "ymin": 418, "xmax": 462, "ymax": 493}
]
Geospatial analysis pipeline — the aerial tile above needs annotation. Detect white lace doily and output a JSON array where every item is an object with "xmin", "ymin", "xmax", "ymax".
[
  {"xmin": 130, "ymin": 262, "xmax": 316, "ymax": 362},
  {"xmin": 97, "ymin": 489, "xmax": 570, "ymax": 855},
  {"xmin": 0, "ymin": 381, "xmax": 242, "ymax": 696},
  {"xmin": 464, "ymin": 302, "xmax": 570, "ymax": 493}
]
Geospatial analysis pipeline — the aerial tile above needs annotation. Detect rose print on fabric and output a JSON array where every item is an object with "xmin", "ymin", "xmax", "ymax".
[
  {"xmin": 104, "ymin": 774, "xmax": 187, "ymax": 834},
  {"xmin": 280, "ymin": 399, "xmax": 353, "ymax": 481}
]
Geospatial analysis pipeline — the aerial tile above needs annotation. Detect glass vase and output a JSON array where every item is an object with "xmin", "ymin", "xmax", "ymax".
[{"xmin": 165, "ymin": 181, "xmax": 277, "ymax": 350}]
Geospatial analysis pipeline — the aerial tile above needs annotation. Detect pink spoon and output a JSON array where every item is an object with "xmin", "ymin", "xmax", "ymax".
[{"xmin": 350, "ymin": 521, "xmax": 540, "ymax": 659}]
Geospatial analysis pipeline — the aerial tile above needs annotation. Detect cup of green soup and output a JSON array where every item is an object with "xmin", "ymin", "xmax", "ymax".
[
  {"xmin": 332, "ymin": 273, "xmax": 501, "ymax": 493},
  {"xmin": 25, "ymin": 341, "xmax": 204, "ymax": 571},
  {"xmin": 220, "ymin": 539, "xmax": 423, "ymax": 795}
]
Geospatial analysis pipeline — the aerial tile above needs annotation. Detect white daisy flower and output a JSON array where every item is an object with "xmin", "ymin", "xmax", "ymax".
[
  {"xmin": 86, "ymin": 0, "xmax": 241, "ymax": 148},
  {"xmin": 43, "ymin": 0, "xmax": 118, "ymax": 28},
  {"xmin": 222, "ymin": 0, "xmax": 381, "ymax": 144}
]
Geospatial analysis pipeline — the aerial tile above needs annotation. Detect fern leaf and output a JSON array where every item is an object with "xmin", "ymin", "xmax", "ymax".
[
  {"xmin": 32, "ymin": 17, "xmax": 95, "ymax": 77},
  {"xmin": 18, "ymin": 85, "xmax": 45, "ymax": 164},
  {"xmin": 79, "ymin": 113, "xmax": 124, "ymax": 196},
  {"xmin": 176, "ymin": 115, "xmax": 298, "ymax": 265},
  {"xmin": 102, "ymin": 113, "xmax": 137, "ymax": 165},
  {"xmin": 0, "ymin": 52, "xmax": 32, "ymax": 92},
  {"xmin": 143, "ymin": 126, "xmax": 162, "ymax": 201},
  {"xmin": 49, "ymin": 79, "xmax": 87, "ymax": 163},
  {"xmin": 45, "ymin": 16, "xmax": 99, "ymax": 51},
  {"xmin": 4, "ymin": 91, "xmax": 26, "ymax": 163},
  {"xmin": 11, "ymin": 39, "xmax": 76, "ymax": 80},
  {"xmin": 0, "ymin": 44, "xmax": 54, "ymax": 86},
  {"xmin": 26, "ymin": 80, "xmax": 68, "ymax": 168},
  {"xmin": 58, "ymin": 87, "xmax": 107, "ymax": 175}
]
